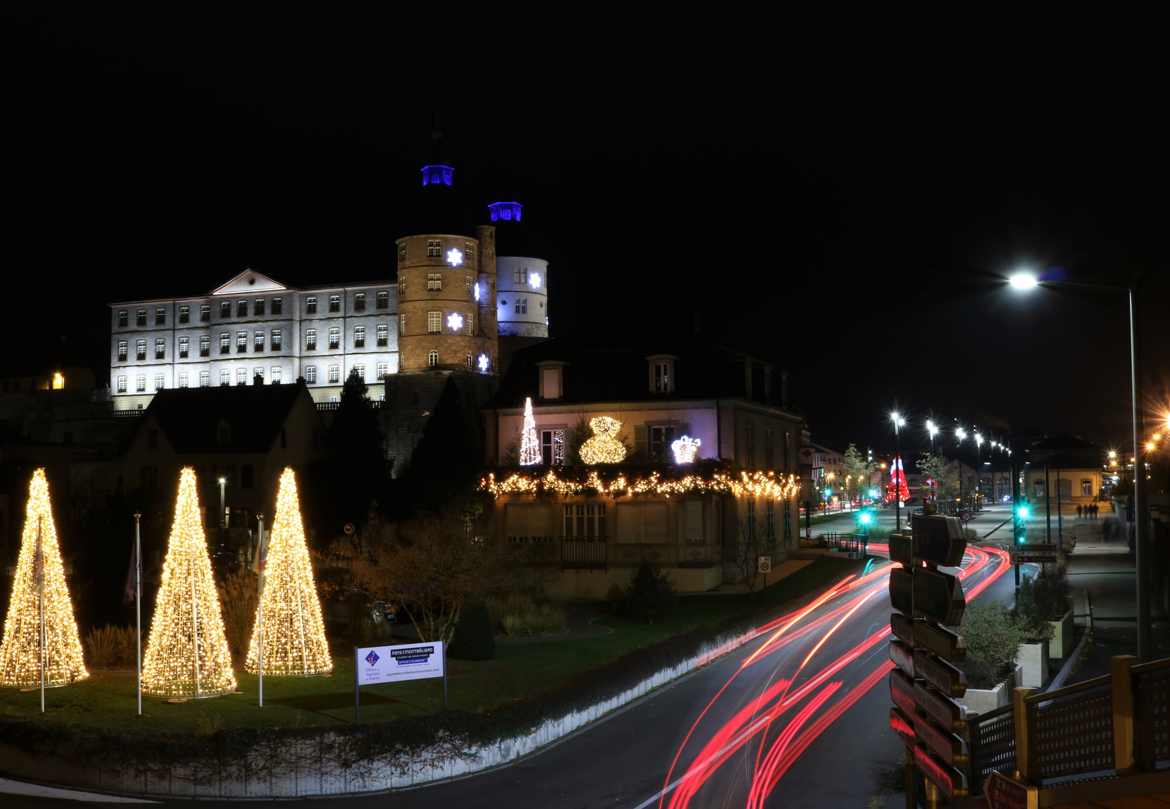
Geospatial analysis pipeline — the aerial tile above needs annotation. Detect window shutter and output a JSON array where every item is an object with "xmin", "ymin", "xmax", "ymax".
[{"xmin": 634, "ymin": 424, "xmax": 649, "ymax": 459}]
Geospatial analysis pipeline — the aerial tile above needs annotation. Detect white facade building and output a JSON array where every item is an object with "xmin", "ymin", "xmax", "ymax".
[
  {"xmin": 496, "ymin": 256, "xmax": 549, "ymax": 338},
  {"xmin": 110, "ymin": 269, "xmax": 398, "ymax": 409}
]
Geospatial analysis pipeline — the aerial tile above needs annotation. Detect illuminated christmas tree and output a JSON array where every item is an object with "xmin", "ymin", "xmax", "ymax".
[
  {"xmin": 519, "ymin": 396, "xmax": 541, "ymax": 466},
  {"xmin": 142, "ymin": 467, "xmax": 236, "ymax": 698},
  {"xmin": 245, "ymin": 468, "xmax": 332, "ymax": 676},
  {"xmin": 0, "ymin": 469, "xmax": 88, "ymax": 688},
  {"xmin": 886, "ymin": 457, "xmax": 910, "ymax": 505}
]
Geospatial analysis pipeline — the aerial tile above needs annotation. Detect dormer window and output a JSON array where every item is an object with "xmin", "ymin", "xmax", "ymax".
[
  {"xmin": 648, "ymin": 355, "xmax": 676, "ymax": 394},
  {"xmin": 538, "ymin": 361, "xmax": 566, "ymax": 400}
]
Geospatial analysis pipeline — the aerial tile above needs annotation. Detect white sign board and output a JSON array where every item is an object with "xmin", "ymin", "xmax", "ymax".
[{"xmin": 355, "ymin": 642, "xmax": 445, "ymax": 686}]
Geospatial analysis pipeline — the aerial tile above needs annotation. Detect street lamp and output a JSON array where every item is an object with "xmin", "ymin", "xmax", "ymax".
[
  {"xmin": 890, "ymin": 411, "xmax": 906, "ymax": 531},
  {"xmin": 1008, "ymin": 266, "xmax": 1151, "ymax": 660},
  {"xmin": 218, "ymin": 476, "xmax": 227, "ymax": 528},
  {"xmin": 926, "ymin": 419, "xmax": 939, "ymax": 451}
]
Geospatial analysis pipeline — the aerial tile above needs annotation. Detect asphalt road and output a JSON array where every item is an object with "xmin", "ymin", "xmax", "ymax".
[
  {"xmin": 6, "ymin": 542, "xmax": 1014, "ymax": 809},
  {"xmin": 809, "ymin": 503, "xmax": 1015, "ymax": 541}
]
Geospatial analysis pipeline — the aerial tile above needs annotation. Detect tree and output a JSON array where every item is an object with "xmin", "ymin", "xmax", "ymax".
[
  {"xmin": 245, "ymin": 468, "xmax": 332, "ymax": 676},
  {"xmin": 917, "ymin": 453, "xmax": 960, "ymax": 504},
  {"xmin": 141, "ymin": 468, "xmax": 236, "ymax": 698},
  {"xmin": 406, "ymin": 378, "xmax": 485, "ymax": 510},
  {"xmin": 0, "ymin": 469, "xmax": 88, "ymax": 688},
  {"xmin": 842, "ymin": 444, "xmax": 875, "ymax": 506},
  {"xmin": 519, "ymin": 396, "xmax": 541, "ymax": 466},
  {"xmin": 326, "ymin": 370, "xmax": 387, "ymax": 529}
]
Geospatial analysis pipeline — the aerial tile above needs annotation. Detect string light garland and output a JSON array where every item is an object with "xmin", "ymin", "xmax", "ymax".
[
  {"xmin": 480, "ymin": 468, "xmax": 800, "ymax": 501},
  {"xmin": 578, "ymin": 416, "xmax": 627, "ymax": 464},
  {"xmin": 245, "ymin": 468, "xmax": 332, "ymax": 677},
  {"xmin": 519, "ymin": 397, "xmax": 541, "ymax": 466},
  {"xmin": 0, "ymin": 469, "xmax": 88, "ymax": 688},
  {"xmin": 142, "ymin": 467, "xmax": 237, "ymax": 699}
]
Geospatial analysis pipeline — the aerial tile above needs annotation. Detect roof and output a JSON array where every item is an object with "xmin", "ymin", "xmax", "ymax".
[
  {"xmin": 139, "ymin": 382, "xmax": 312, "ymax": 454},
  {"xmin": 491, "ymin": 336, "xmax": 797, "ymax": 414}
]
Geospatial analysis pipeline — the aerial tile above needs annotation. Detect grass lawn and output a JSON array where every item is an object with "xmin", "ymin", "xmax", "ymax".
[{"xmin": 0, "ymin": 556, "xmax": 859, "ymax": 738}]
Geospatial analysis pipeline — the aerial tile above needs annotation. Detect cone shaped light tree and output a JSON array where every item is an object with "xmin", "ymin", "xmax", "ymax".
[
  {"xmin": 245, "ymin": 468, "xmax": 332, "ymax": 676},
  {"xmin": 142, "ymin": 467, "xmax": 236, "ymax": 698},
  {"xmin": 0, "ymin": 469, "xmax": 88, "ymax": 688},
  {"xmin": 519, "ymin": 396, "xmax": 541, "ymax": 466}
]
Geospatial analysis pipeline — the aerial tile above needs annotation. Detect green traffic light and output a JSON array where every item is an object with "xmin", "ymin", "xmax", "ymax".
[
  {"xmin": 1016, "ymin": 505, "xmax": 1031, "ymax": 520},
  {"xmin": 858, "ymin": 511, "xmax": 874, "ymax": 527}
]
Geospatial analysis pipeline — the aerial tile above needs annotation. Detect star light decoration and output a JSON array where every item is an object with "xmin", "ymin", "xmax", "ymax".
[
  {"xmin": 529, "ymin": 272, "xmax": 542, "ymax": 289},
  {"xmin": 477, "ymin": 353, "xmax": 491, "ymax": 373},
  {"xmin": 245, "ymin": 468, "xmax": 332, "ymax": 677},
  {"xmin": 519, "ymin": 397, "xmax": 541, "ymax": 466},
  {"xmin": 578, "ymin": 416, "xmax": 627, "ymax": 465},
  {"xmin": 447, "ymin": 312, "xmax": 464, "ymax": 332},
  {"xmin": 480, "ymin": 469, "xmax": 800, "ymax": 501},
  {"xmin": 446, "ymin": 247, "xmax": 463, "ymax": 267},
  {"xmin": 142, "ymin": 468, "xmax": 237, "ymax": 699},
  {"xmin": 0, "ymin": 469, "xmax": 88, "ymax": 688},
  {"xmin": 671, "ymin": 435, "xmax": 702, "ymax": 464}
]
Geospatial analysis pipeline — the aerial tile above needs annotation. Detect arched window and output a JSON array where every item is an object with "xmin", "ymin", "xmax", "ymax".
[{"xmin": 427, "ymin": 350, "xmax": 439, "ymax": 368}]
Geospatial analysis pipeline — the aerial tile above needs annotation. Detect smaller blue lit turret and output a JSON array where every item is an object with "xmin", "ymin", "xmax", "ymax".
[
  {"xmin": 421, "ymin": 164, "xmax": 455, "ymax": 187},
  {"xmin": 487, "ymin": 201, "xmax": 523, "ymax": 223}
]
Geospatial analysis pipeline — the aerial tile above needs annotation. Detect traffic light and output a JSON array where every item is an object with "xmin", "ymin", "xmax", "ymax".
[
  {"xmin": 1014, "ymin": 502, "xmax": 1029, "ymax": 544},
  {"xmin": 1016, "ymin": 504, "xmax": 1031, "ymax": 520},
  {"xmin": 857, "ymin": 510, "xmax": 875, "ymax": 528}
]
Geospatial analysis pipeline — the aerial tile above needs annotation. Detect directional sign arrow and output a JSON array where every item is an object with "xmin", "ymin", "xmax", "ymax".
[
  {"xmin": 914, "ymin": 648, "xmax": 967, "ymax": 698},
  {"xmin": 913, "ymin": 567, "xmax": 966, "ymax": 626},
  {"xmin": 911, "ymin": 514, "xmax": 967, "ymax": 567}
]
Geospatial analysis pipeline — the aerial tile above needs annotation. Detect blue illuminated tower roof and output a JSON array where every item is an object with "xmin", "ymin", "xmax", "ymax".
[
  {"xmin": 421, "ymin": 164, "xmax": 455, "ymax": 187},
  {"xmin": 487, "ymin": 201, "xmax": 523, "ymax": 223}
]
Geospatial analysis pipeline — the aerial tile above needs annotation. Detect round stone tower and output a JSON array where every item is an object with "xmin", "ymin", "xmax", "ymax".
[{"xmin": 490, "ymin": 201, "xmax": 550, "ymax": 339}]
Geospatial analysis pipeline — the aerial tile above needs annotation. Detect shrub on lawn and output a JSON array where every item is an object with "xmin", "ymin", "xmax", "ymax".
[
  {"xmin": 961, "ymin": 602, "xmax": 1029, "ymax": 689},
  {"xmin": 487, "ymin": 592, "xmax": 567, "ymax": 637},
  {"xmin": 618, "ymin": 561, "xmax": 675, "ymax": 623},
  {"xmin": 448, "ymin": 602, "xmax": 495, "ymax": 660},
  {"xmin": 83, "ymin": 625, "xmax": 136, "ymax": 668},
  {"xmin": 216, "ymin": 567, "xmax": 259, "ymax": 664}
]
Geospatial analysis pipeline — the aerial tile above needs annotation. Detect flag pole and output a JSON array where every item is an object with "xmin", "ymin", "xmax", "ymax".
[
  {"xmin": 37, "ymin": 514, "xmax": 45, "ymax": 714},
  {"xmin": 134, "ymin": 513, "xmax": 142, "ymax": 717},
  {"xmin": 257, "ymin": 513, "xmax": 264, "ymax": 709}
]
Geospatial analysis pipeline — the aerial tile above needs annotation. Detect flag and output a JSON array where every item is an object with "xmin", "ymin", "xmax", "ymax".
[
  {"xmin": 251, "ymin": 523, "xmax": 269, "ymax": 574},
  {"xmin": 123, "ymin": 531, "xmax": 138, "ymax": 605}
]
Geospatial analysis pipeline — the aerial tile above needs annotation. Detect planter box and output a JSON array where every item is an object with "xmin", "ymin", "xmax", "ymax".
[
  {"xmin": 1017, "ymin": 641, "xmax": 1049, "ymax": 689},
  {"xmin": 958, "ymin": 665, "xmax": 1020, "ymax": 716},
  {"xmin": 1048, "ymin": 609, "xmax": 1074, "ymax": 659}
]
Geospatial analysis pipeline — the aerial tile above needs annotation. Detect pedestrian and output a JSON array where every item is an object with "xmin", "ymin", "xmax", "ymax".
[
  {"xmin": 1076, "ymin": 504, "xmax": 1083, "ymax": 519},
  {"xmin": 1093, "ymin": 503, "xmax": 1099, "ymax": 519}
]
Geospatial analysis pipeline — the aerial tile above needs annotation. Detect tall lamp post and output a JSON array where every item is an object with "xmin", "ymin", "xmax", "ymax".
[
  {"xmin": 974, "ymin": 431, "xmax": 985, "ymax": 511},
  {"xmin": 218, "ymin": 476, "xmax": 227, "ymax": 529},
  {"xmin": 925, "ymin": 420, "xmax": 939, "ymax": 506},
  {"xmin": 1009, "ymin": 268, "xmax": 1151, "ymax": 660},
  {"xmin": 890, "ymin": 411, "xmax": 906, "ymax": 531},
  {"xmin": 955, "ymin": 426, "xmax": 968, "ymax": 515}
]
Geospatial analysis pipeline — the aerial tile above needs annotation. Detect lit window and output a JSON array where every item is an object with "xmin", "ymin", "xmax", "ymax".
[
  {"xmin": 329, "ymin": 294, "xmax": 341, "ymax": 313},
  {"xmin": 466, "ymin": 353, "xmax": 473, "ymax": 369},
  {"xmin": 154, "ymin": 374, "xmax": 165, "ymax": 391},
  {"xmin": 237, "ymin": 300, "xmax": 247, "ymax": 317},
  {"xmin": 117, "ymin": 340, "xmax": 128, "ymax": 362},
  {"xmin": 376, "ymin": 290, "xmax": 389, "ymax": 309},
  {"xmin": 237, "ymin": 331, "xmax": 247, "ymax": 353},
  {"xmin": 305, "ymin": 296, "xmax": 317, "ymax": 314},
  {"xmin": 136, "ymin": 339, "xmax": 146, "ymax": 361},
  {"xmin": 353, "ymin": 364, "xmax": 366, "ymax": 381},
  {"xmin": 653, "ymin": 359, "xmax": 673, "ymax": 393},
  {"xmin": 116, "ymin": 375, "xmax": 127, "ymax": 393},
  {"xmin": 117, "ymin": 310, "xmax": 128, "ymax": 328},
  {"xmin": 376, "ymin": 324, "xmax": 388, "ymax": 346},
  {"xmin": 200, "ymin": 304, "xmax": 210, "ymax": 323},
  {"xmin": 220, "ymin": 333, "xmax": 230, "ymax": 354},
  {"xmin": 255, "ymin": 298, "xmax": 265, "ymax": 316},
  {"xmin": 136, "ymin": 309, "xmax": 147, "ymax": 327},
  {"xmin": 220, "ymin": 369, "xmax": 230, "ymax": 386},
  {"xmin": 254, "ymin": 331, "xmax": 265, "ymax": 352},
  {"xmin": 272, "ymin": 297, "xmax": 282, "ymax": 315},
  {"xmin": 427, "ymin": 239, "xmax": 441, "ymax": 258},
  {"xmin": 220, "ymin": 301, "xmax": 231, "ymax": 318},
  {"xmin": 136, "ymin": 375, "xmax": 146, "ymax": 392},
  {"xmin": 155, "ymin": 338, "xmax": 166, "ymax": 360},
  {"xmin": 199, "ymin": 336, "xmax": 210, "ymax": 357},
  {"xmin": 271, "ymin": 367, "xmax": 281, "ymax": 383},
  {"xmin": 178, "ymin": 336, "xmax": 189, "ymax": 358},
  {"xmin": 428, "ymin": 272, "xmax": 443, "ymax": 291},
  {"xmin": 271, "ymin": 329, "xmax": 282, "ymax": 350},
  {"xmin": 514, "ymin": 298, "xmax": 527, "ymax": 314},
  {"xmin": 305, "ymin": 329, "xmax": 317, "ymax": 350},
  {"xmin": 427, "ymin": 350, "xmax": 439, "ymax": 367},
  {"xmin": 398, "ymin": 277, "xmax": 407, "ymax": 295},
  {"xmin": 427, "ymin": 311, "xmax": 441, "ymax": 334},
  {"xmin": 178, "ymin": 372, "xmax": 189, "ymax": 388},
  {"xmin": 199, "ymin": 371, "xmax": 209, "ymax": 387},
  {"xmin": 563, "ymin": 503, "xmax": 605, "ymax": 538},
  {"xmin": 465, "ymin": 242, "xmax": 475, "ymax": 267},
  {"xmin": 155, "ymin": 307, "xmax": 166, "ymax": 326},
  {"xmin": 237, "ymin": 368, "xmax": 248, "ymax": 385},
  {"xmin": 178, "ymin": 305, "xmax": 190, "ymax": 324},
  {"xmin": 253, "ymin": 367, "xmax": 264, "ymax": 383},
  {"xmin": 354, "ymin": 326, "xmax": 365, "ymax": 348},
  {"xmin": 328, "ymin": 327, "xmax": 340, "ymax": 349},
  {"xmin": 328, "ymin": 365, "xmax": 340, "ymax": 384},
  {"xmin": 399, "ymin": 315, "xmax": 406, "ymax": 336},
  {"xmin": 305, "ymin": 365, "xmax": 317, "ymax": 383},
  {"xmin": 354, "ymin": 292, "xmax": 366, "ymax": 312},
  {"xmin": 376, "ymin": 362, "xmax": 389, "ymax": 379},
  {"xmin": 542, "ymin": 428, "xmax": 567, "ymax": 466}
]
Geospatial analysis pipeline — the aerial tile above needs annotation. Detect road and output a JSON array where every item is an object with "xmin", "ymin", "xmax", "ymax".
[
  {"xmin": 9, "ymin": 541, "xmax": 1013, "ymax": 809},
  {"xmin": 808, "ymin": 503, "xmax": 1015, "ymax": 542}
]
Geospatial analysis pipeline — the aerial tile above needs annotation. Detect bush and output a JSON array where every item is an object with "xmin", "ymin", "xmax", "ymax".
[
  {"xmin": 1016, "ymin": 568, "xmax": 1071, "ymax": 640},
  {"xmin": 961, "ymin": 602, "xmax": 1029, "ymax": 689},
  {"xmin": 448, "ymin": 602, "xmax": 495, "ymax": 661},
  {"xmin": 84, "ymin": 625, "xmax": 136, "ymax": 668},
  {"xmin": 618, "ymin": 561, "xmax": 675, "ymax": 624},
  {"xmin": 486, "ymin": 592, "xmax": 567, "ymax": 637},
  {"xmin": 216, "ymin": 567, "xmax": 259, "ymax": 664}
]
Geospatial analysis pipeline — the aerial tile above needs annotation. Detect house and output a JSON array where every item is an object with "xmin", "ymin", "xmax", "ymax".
[
  {"xmin": 1023, "ymin": 434, "xmax": 1105, "ymax": 509},
  {"xmin": 479, "ymin": 338, "xmax": 805, "ymax": 598}
]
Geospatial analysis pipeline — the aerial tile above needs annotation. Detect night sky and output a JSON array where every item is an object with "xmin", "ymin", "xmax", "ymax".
[{"xmin": 3, "ymin": 10, "xmax": 1166, "ymax": 458}]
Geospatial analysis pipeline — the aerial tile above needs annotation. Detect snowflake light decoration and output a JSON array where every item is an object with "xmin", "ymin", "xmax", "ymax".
[
  {"xmin": 477, "ymin": 353, "xmax": 490, "ymax": 373},
  {"xmin": 474, "ymin": 281, "xmax": 481, "ymax": 301},
  {"xmin": 529, "ymin": 272, "xmax": 542, "ymax": 289},
  {"xmin": 446, "ymin": 248, "xmax": 463, "ymax": 267},
  {"xmin": 671, "ymin": 435, "xmax": 701, "ymax": 464},
  {"xmin": 447, "ymin": 312, "xmax": 464, "ymax": 332}
]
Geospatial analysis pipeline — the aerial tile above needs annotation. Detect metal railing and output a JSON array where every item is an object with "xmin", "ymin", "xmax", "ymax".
[
  {"xmin": 561, "ymin": 538, "xmax": 607, "ymax": 570},
  {"xmin": 822, "ymin": 532, "xmax": 867, "ymax": 558}
]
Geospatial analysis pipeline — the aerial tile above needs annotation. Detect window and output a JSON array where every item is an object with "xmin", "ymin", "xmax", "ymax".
[
  {"xmin": 328, "ymin": 327, "xmax": 340, "ymax": 349},
  {"xmin": 513, "ymin": 268, "xmax": 525, "ymax": 284},
  {"xmin": 136, "ymin": 339, "xmax": 146, "ymax": 361},
  {"xmin": 541, "ymin": 428, "xmax": 567, "ymax": 466},
  {"xmin": 397, "ymin": 243, "xmax": 407, "ymax": 263},
  {"xmin": 178, "ymin": 336, "xmax": 189, "ymax": 358},
  {"xmin": 328, "ymin": 364, "xmax": 340, "ymax": 384},
  {"xmin": 305, "ymin": 329, "xmax": 317, "ymax": 350},
  {"xmin": 563, "ymin": 504, "xmax": 606, "ymax": 539},
  {"xmin": 399, "ymin": 316, "xmax": 406, "ymax": 336},
  {"xmin": 653, "ymin": 359, "xmax": 673, "ymax": 393},
  {"xmin": 427, "ymin": 273, "xmax": 442, "ymax": 291},
  {"xmin": 354, "ymin": 292, "xmax": 366, "ymax": 312},
  {"xmin": 271, "ymin": 329, "xmax": 282, "ymax": 350},
  {"xmin": 237, "ymin": 368, "xmax": 248, "ymax": 385},
  {"xmin": 254, "ymin": 331, "xmax": 265, "ymax": 352},
  {"xmin": 428, "ymin": 350, "xmax": 439, "ymax": 367},
  {"xmin": 199, "ymin": 336, "xmax": 210, "ymax": 357},
  {"xmin": 136, "ymin": 375, "xmax": 146, "ymax": 392},
  {"xmin": 220, "ymin": 301, "xmax": 231, "ymax": 318},
  {"xmin": 649, "ymin": 425, "xmax": 676, "ymax": 462},
  {"xmin": 271, "ymin": 367, "xmax": 281, "ymax": 383},
  {"xmin": 178, "ymin": 305, "xmax": 190, "ymax": 324},
  {"xmin": 376, "ymin": 290, "xmax": 389, "ymax": 309},
  {"xmin": 305, "ymin": 296, "xmax": 317, "ymax": 314},
  {"xmin": 155, "ymin": 307, "xmax": 166, "ymax": 325},
  {"xmin": 136, "ymin": 309, "xmax": 147, "ymax": 327},
  {"xmin": 220, "ymin": 369, "xmax": 230, "ymax": 386},
  {"xmin": 354, "ymin": 326, "xmax": 365, "ymax": 348},
  {"xmin": 117, "ymin": 310, "xmax": 128, "ymax": 328},
  {"xmin": 465, "ymin": 243, "xmax": 475, "ymax": 266},
  {"xmin": 514, "ymin": 297, "xmax": 527, "ymax": 314},
  {"xmin": 766, "ymin": 501, "xmax": 777, "ymax": 545},
  {"xmin": 237, "ymin": 300, "xmax": 247, "ymax": 317},
  {"xmin": 1081, "ymin": 479, "xmax": 1093, "ymax": 497},
  {"xmin": 272, "ymin": 297, "xmax": 282, "ymax": 315},
  {"xmin": 237, "ymin": 331, "xmax": 247, "ymax": 353},
  {"xmin": 117, "ymin": 340, "xmax": 128, "ymax": 362},
  {"xmin": 376, "ymin": 324, "xmax": 388, "ymax": 346},
  {"xmin": 305, "ymin": 365, "xmax": 317, "ymax": 383},
  {"xmin": 465, "ymin": 275, "xmax": 474, "ymax": 293},
  {"xmin": 466, "ymin": 353, "xmax": 473, "ymax": 370},
  {"xmin": 427, "ymin": 311, "xmax": 441, "ymax": 334},
  {"xmin": 329, "ymin": 294, "xmax": 341, "ymax": 313},
  {"xmin": 254, "ymin": 298, "xmax": 265, "ymax": 316},
  {"xmin": 376, "ymin": 362, "xmax": 389, "ymax": 379},
  {"xmin": 427, "ymin": 239, "xmax": 441, "ymax": 257},
  {"xmin": 1058, "ymin": 478, "xmax": 1072, "ymax": 499},
  {"xmin": 154, "ymin": 374, "xmax": 165, "ymax": 391},
  {"xmin": 155, "ymin": 338, "xmax": 166, "ymax": 360},
  {"xmin": 253, "ymin": 367, "xmax": 264, "ymax": 383},
  {"xmin": 200, "ymin": 304, "xmax": 210, "ymax": 323},
  {"xmin": 178, "ymin": 372, "xmax": 189, "ymax": 388},
  {"xmin": 116, "ymin": 375, "xmax": 127, "ymax": 393},
  {"xmin": 199, "ymin": 370, "xmax": 209, "ymax": 387},
  {"xmin": 398, "ymin": 277, "xmax": 407, "ymax": 295},
  {"xmin": 353, "ymin": 364, "xmax": 366, "ymax": 382},
  {"xmin": 745, "ymin": 500, "xmax": 756, "ymax": 543},
  {"xmin": 220, "ymin": 332, "xmax": 230, "ymax": 354}
]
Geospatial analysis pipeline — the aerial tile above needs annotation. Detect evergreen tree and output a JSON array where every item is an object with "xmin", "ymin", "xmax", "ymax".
[{"xmin": 326, "ymin": 370, "xmax": 387, "ymax": 528}]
